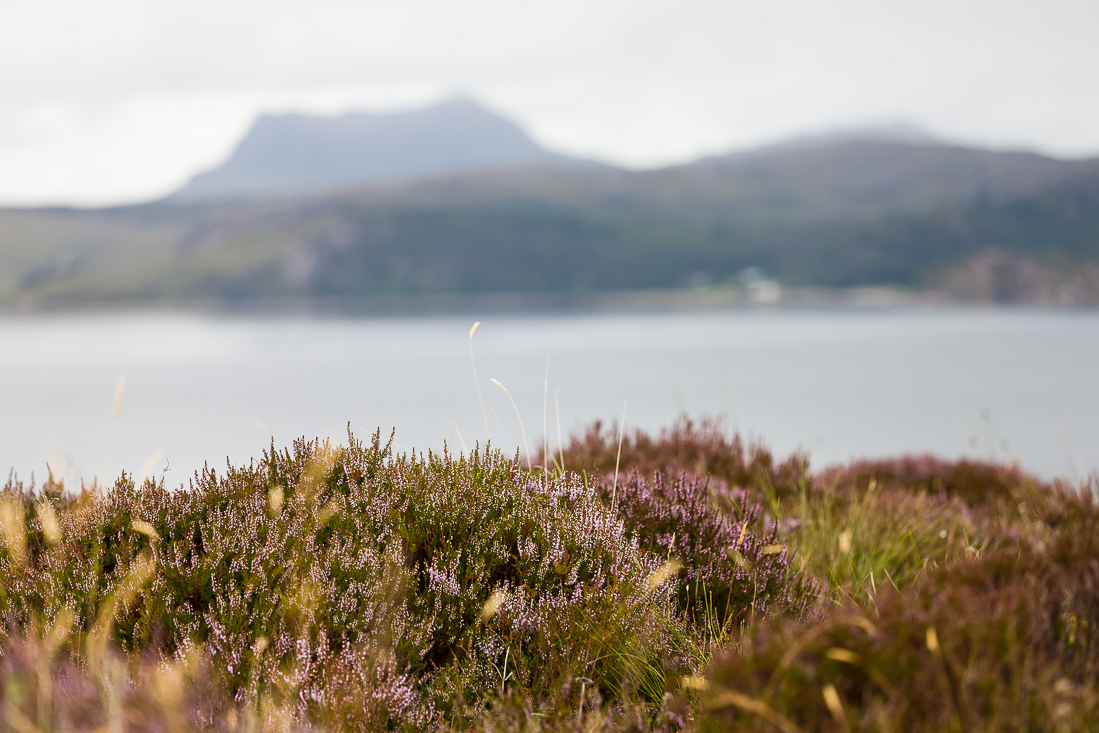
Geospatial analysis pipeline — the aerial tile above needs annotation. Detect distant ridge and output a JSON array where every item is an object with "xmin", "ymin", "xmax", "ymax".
[
  {"xmin": 172, "ymin": 98, "xmax": 599, "ymax": 201},
  {"xmin": 5, "ymin": 123, "xmax": 1099, "ymax": 310},
  {"xmin": 685, "ymin": 124, "xmax": 939, "ymax": 168}
]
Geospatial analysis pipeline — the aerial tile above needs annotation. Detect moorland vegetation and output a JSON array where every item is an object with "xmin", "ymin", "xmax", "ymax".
[{"xmin": 1, "ymin": 418, "xmax": 1097, "ymax": 731}]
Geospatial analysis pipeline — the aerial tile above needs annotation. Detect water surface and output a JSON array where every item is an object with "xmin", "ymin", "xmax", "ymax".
[{"xmin": 1, "ymin": 309, "xmax": 1096, "ymax": 486}]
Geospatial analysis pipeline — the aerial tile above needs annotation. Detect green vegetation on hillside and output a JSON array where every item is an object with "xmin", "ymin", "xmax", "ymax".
[
  {"xmin": 2, "ymin": 419, "xmax": 1096, "ymax": 731},
  {"xmin": 3, "ymin": 141, "xmax": 1099, "ymax": 309}
]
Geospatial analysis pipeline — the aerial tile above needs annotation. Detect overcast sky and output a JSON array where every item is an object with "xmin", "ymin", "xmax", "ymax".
[{"xmin": 2, "ymin": 0, "xmax": 1098, "ymax": 206}]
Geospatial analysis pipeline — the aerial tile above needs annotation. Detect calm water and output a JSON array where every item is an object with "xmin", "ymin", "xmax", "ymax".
[{"xmin": 1, "ymin": 309, "xmax": 1097, "ymax": 487}]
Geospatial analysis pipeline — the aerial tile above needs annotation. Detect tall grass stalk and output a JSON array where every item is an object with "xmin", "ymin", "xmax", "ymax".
[
  {"xmin": 555, "ymin": 388, "xmax": 565, "ymax": 471},
  {"xmin": 469, "ymin": 321, "xmax": 490, "ymax": 441},
  {"xmin": 447, "ymin": 418, "xmax": 468, "ymax": 453},
  {"xmin": 611, "ymin": 399, "xmax": 627, "ymax": 506},
  {"xmin": 543, "ymin": 358, "xmax": 550, "ymax": 472},
  {"xmin": 491, "ymin": 378, "xmax": 531, "ymax": 471}
]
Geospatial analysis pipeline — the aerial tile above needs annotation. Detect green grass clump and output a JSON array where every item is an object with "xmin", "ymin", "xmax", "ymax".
[
  {"xmin": 777, "ymin": 481, "xmax": 975, "ymax": 605},
  {"xmin": 702, "ymin": 484, "xmax": 1099, "ymax": 731}
]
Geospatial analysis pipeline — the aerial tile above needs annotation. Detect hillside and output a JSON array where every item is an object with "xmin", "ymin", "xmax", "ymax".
[{"xmin": 2, "ymin": 136, "xmax": 1099, "ymax": 310}]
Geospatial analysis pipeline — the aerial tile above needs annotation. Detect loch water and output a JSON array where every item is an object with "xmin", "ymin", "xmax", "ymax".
[{"xmin": 2, "ymin": 308, "xmax": 1097, "ymax": 486}]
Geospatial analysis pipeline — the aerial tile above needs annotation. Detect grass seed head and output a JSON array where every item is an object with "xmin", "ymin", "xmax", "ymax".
[
  {"xmin": 682, "ymin": 674, "xmax": 710, "ymax": 691},
  {"xmin": 268, "ymin": 486, "xmax": 285, "ymax": 513},
  {"xmin": 1, "ymin": 497, "xmax": 26, "ymax": 566},
  {"xmin": 480, "ymin": 589, "xmax": 506, "ymax": 622},
  {"xmin": 36, "ymin": 500, "xmax": 61, "ymax": 545},
  {"xmin": 837, "ymin": 529, "xmax": 852, "ymax": 555},
  {"xmin": 925, "ymin": 626, "xmax": 940, "ymax": 654},
  {"xmin": 132, "ymin": 519, "xmax": 159, "ymax": 541},
  {"xmin": 645, "ymin": 558, "xmax": 683, "ymax": 592},
  {"xmin": 112, "ymin": 374, "xmax": 126, "ymax": 420}
]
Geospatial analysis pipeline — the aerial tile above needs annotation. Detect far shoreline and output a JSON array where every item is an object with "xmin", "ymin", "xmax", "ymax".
[{"xmin": 5, "ymin": 284, "xmax": 1092, "ymax": 319}]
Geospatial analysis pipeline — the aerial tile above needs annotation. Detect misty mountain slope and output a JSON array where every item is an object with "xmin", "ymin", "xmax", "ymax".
[
  {"xmin": 172, "ymin": 98, "xmax": 597, "ymax": 202},
  {"xmin": 129, "ymin": 149, "xmax": 1099, "ymax": 297},
  {"xmin": 645, "ymin": 141, "xmax": 1088, "ymax": 223},
  {"xmin": 347, "ymin": 140, "xmax": 1084, "ymax": 226},
  {"xmin": 4, "ymin": 138, "xmax": 1099, "ymax": 308}
]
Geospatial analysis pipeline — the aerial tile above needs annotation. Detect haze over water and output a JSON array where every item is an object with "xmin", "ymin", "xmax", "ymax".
[{"xmin": 1, "ymin": 309, "xmax": 1096, "ymax": 487}]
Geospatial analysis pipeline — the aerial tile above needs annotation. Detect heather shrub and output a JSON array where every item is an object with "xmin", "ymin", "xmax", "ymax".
[
  {"xmin": 818, "ymin": 453, "xmax": 1051, "ymax": 509},
  {"xmin": 599, "ymin": 470, "xmax": 816, "ymax": 636},
  {"xmin": 561, "ymin": 417, "xmax": 809, "ymax": 501},
  {"xmin": 0, "ymin": 431, "xmax": 702, "ymax": 730}
]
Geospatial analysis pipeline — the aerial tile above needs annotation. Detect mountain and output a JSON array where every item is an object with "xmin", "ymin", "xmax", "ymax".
[
  {"xmin": 3, "ymin": 133, "xmax": 1099, "ymax": 310},
  {"xmin": 672, "ymin": 138, "xmax": 1080, "ymax": 220},
  {"xmin": 172, "ymin": 98, "xmax": 596, "ymax": 202}
]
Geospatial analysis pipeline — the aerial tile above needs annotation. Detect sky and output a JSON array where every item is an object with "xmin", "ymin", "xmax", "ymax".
[{"xmin": 2, "ymin": 0, "xmax": 1098, "ymax": 207}]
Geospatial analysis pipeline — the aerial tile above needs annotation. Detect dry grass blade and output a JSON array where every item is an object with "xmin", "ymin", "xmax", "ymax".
[
  {"xmin": 611, "ymin": 399, "xmax": 627, "ymax": 505},
  {"xmin": 543, "ymin": 358, "xmax": 549, "ymax": 472},
  {"xmin": 706, "ymin": 689, "xmax": 804, "ymax": 733},
  {"xmin": 491, "ymin": 378, "xmax": 531, "ymax": 471},
  {"xmin": 821, "ymin": 683, "xmax": 848, "ymax": 726},
  {"xmin": 762, "ymin": 615, "xmax": 879, "ymax": 703}
]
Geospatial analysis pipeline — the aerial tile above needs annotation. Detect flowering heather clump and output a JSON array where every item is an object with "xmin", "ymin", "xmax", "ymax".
[
  {"xmin": 562, "ymin": 417, "xmax": 809, "ymax": 500},
  {"xmin": 0, "ymin": 430, "xmax": 700, "ymax": 730},
  {"xmin": 603, "ymin": 471, "xmax": 816, "ymax": 633}
]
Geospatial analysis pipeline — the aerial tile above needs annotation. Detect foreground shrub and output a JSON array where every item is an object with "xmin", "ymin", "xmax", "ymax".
[
  {"xmin": 818, "ymin": 453, "xmax": 1051, "ymax": 509},
  {"xmin": 0, "ymin": 431, "xmax": 709, "ymax": 730},
  {"xmin": 562, "ymin": 417, "xmax": 809, "ymax": 500},
  {"xmin": 600, "ymin": 470, "xmax": 816, "ymax": 636}
]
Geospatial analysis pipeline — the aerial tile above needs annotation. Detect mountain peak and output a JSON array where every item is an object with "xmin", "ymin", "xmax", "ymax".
[{"xmin": 172, "ymin": 98, "xmax": 582, "ymax": 201}]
